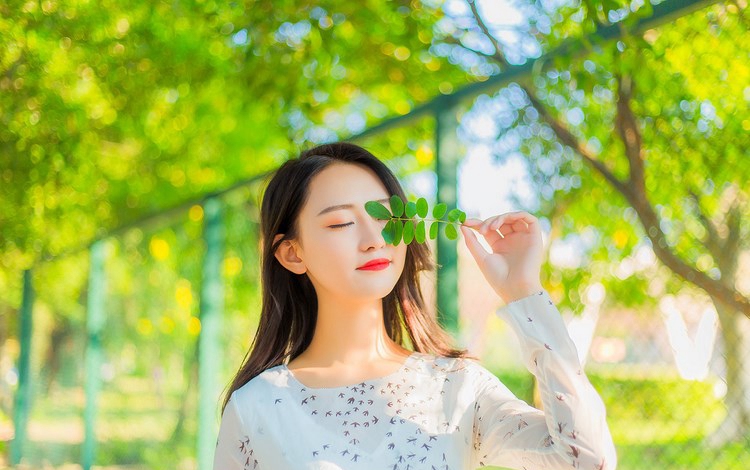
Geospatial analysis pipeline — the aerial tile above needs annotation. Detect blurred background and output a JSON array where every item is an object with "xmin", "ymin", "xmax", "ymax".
[{"xmin": 1, "ymin": 0, "xmax": 749, "ymax": 469}]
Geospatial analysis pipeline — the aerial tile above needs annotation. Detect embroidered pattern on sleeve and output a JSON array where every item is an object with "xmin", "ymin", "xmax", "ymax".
[{"xmin": 237, "ymin": 435, "xmax": 259, "ymax": 469}]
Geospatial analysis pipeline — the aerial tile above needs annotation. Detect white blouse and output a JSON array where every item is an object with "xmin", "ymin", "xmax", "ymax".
[{"xmin": 213, "ymin": 289, "xmax": 617, "ymax": 469}]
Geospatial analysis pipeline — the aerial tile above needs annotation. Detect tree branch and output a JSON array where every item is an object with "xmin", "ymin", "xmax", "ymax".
[
  {"xmin": 441, "ymin": 33, "xmax": 629, "ymax": 196},
  {"xmin": 523, "ymin": 90, "xmax": 630, "ymax": 195},
  {"xmin": 617, "ymin": 182, "xmax": 750, "ymax": 315},
  {"xmin": 687, "ymin": 188, "xmax": 724, "ymax": 258},
  {"xmin": 462, "ymin": 0, "xmax": 750, "ymax": 317},
  {"xmin": 614, "ymin": 74, "xmax": 646, "ymax": 195},
  {"xmin": 723, "ymin": 201, "xmax": 743, "ymax": 274},
  {"xmin": 466, "ymin": 0, "xmax": 511, "ymax": 68}
]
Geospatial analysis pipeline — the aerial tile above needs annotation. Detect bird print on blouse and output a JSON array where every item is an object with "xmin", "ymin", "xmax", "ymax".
[
  {"xmin": 278, "ymin": 354, "xmax": 466, "ymax": 469},
  {"xmin": 236, "ymin": 434, "xmax": 258, "ymax": 469},
  {"xmin": 213, "ymin": 288, "xmax": 617, "ymax": 470}
]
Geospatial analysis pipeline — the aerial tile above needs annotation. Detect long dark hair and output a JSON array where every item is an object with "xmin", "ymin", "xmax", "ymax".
[{"xmin": 222, "ymin": 141, "xmax": 472, "ymax": 412}]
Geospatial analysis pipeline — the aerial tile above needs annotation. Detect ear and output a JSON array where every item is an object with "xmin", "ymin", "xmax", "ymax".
[{"xmin": 273, "ymin": 233, "xmax": 307, "ymax": 275}]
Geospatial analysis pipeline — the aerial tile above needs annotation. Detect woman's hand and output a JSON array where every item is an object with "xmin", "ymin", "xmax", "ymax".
[{"xmin": 460, "ymin": 211, "xmax": 544, "ymax": 304}]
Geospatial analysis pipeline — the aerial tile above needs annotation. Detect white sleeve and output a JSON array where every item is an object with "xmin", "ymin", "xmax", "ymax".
[
  {"xmin": 472, "ymin": 289, "xmax": 617, "ymax": 470},
  {"xmin": 213, "ymin": 393, "xmax": 261, "ymax": 470}
]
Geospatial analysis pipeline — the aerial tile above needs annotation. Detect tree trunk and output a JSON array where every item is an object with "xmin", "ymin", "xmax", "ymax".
[
  {"xmin": 705, "ymin": 300, "xmax": 750, "ymax": 446},
  {"xmin": 44, "ymin": 318, "xmax": 72, "ymax": 393}
]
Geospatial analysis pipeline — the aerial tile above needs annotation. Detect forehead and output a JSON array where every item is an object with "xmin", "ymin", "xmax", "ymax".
[{"xmin": 303, "ymin": 163, "xmax": 390, "ymax": 214}]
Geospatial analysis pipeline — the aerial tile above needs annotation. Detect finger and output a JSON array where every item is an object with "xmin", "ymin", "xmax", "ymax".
[
  {"xmin": 465, "ymin": 212, "xmax": 536, "ymax": 242},
  {"xmin": 478, "ymin": 218, "xmax": 509, "ymax": 244},
  {"xmin": 483, "ymin": 227, "xmax": 507, "ymax": 243},
  {"xmin": 464, "ymin": 215, "xmax": 507, "ymax": 243},
  {"xmin": 479, "ymin": 215, "xmax": 503, "ymax": 233},
  {"xmin": 496, "ymin": 219, "xmax": 527, "ymax": 236},
  {"xmin": 512, "ymin": 218, "xmax": 531, "ymax": 233},
  {"xmin": 464, "ymin": 217, "xmax": 502, "ymax": 239},
  {"xmin": 460, "ymin": 225, "xmax": 489, "ymax": 265},
  {"xmin": 462, "ymin": 217, "xmax": 483, "ymax": 226},
  {"xmin": 490, "ymin": 212, "xmax": 536, "ymax": 234}
]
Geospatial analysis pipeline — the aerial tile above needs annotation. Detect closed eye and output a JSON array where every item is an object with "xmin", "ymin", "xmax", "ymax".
[
  {"xmin": 329, "ymin": 222, "xmax": 354, "ymax": 229},
  {"xmin": 329, "ymin": 218, "xmax": 388, "ymax": 229}
]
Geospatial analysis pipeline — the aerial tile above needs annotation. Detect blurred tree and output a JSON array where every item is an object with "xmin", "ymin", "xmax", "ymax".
[
  {"xmin": 0, "ymin": 0, "xmax": 472, "ymax": 274},
  {"xmin": 439, "ymin": 0, "xmax": 749, "ymax": 444}
]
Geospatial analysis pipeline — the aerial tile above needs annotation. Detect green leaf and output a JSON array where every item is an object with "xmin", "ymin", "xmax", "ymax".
[
  {"xmin": 405, "ymin": 201, "xmax": 417, "ymax": 218},
  {"xmin": 447, "ymin": 208, "xmax": 462, "ymax": 222},
  {"xmin": 394, "ymin": 219, "xmax": 403, "ymax": 245},
  {"xmin": 415, "ymin": 220, "xmax": 425, "ymax": 243},
  {"xmin": 432, "ymin": 203, "xmax": 447, "ymax": 219},
  {"xmin": 445, "ymin": 223, "xmax": 458, "ymax": 240},
  {"xmin": 367, "ymin": 196, "xmax": 467, "ymax": 246},
  {"xmin": 383, "ymin": 220, "xmax": 395, "ymax": 244},
  {"xmin": 403, "ymin": 219, "xmax": 414, "ymax": 244},
  {"xmin": 429, "ymin": 220, "xmax": 439, "ymax": 239},
  {"xmin": 390, "ymin": 195, "xmax": 404, "ymax": 217},
  {"xmin": 365, "ymin": 200, "xmax": 392, "ymax": 220},
  {"xmin": 416, "ymin": 197, "xmax": 428, "ymax": 218}
]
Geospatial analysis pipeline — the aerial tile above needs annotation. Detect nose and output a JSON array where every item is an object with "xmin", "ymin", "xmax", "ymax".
[{"xmin": 360, "ymin": 215, "xmax": 387, "ymax": 251}]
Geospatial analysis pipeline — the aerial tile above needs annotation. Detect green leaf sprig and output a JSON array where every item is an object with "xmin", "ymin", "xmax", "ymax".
[{"xmin": 365, "ymin": 195, "xmax": 467, "ymax": 246}]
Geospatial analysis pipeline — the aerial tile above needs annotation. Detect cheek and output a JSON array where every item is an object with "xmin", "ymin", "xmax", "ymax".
[
  {"xmin": 394, "ymin": 244, "xmax": 408, "ymax": 267},
  {"xmin": 306, "ymin": 235, "xmax": 352, "ymax": 267}
]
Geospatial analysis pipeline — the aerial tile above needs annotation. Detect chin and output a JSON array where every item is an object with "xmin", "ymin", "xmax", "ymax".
[{"xmin": 358, "ymin": 283, "xmax": 399, "ymax": 300}]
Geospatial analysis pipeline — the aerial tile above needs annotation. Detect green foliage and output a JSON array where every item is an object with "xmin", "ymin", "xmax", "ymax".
[
  {"xmin": 434, "ymin": 2, "xmax": 750, "ymax": 319},
  {"xmin": 485, "ymin": 367, "xmax": 733, "ymax": 470},
  {"xmin": 365, "ymin": 195, "xmax": 466, "ymax": 246},
  {"xmin": 493, "ymin": 370, "xmax": 535, "ymax": 404},
  {"xmin": 0, "ymin": 0, "xmax": 472, "ymax": 275},
  {"xmin": 589, "ymin": 372, "xmax": 724, "ymax": 429},
  {"xmin": 490, "ymin": 367, "xmax": 724, "ymax": 431}
]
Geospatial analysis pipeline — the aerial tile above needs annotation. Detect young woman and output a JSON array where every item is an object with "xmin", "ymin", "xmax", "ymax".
[{"xmin": 213, "ymin": 142, "xmax": 616, "ymax": 470}]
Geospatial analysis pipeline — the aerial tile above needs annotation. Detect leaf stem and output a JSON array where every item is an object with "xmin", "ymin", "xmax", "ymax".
[{"xmin": 389, "ymin": 217, "xmax": 461, "ymax": 225}]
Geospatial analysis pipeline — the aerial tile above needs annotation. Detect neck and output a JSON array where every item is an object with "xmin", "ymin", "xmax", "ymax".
[{"xmin": 295, "ymin": 294, "xmax": 408, "ymax": 367}]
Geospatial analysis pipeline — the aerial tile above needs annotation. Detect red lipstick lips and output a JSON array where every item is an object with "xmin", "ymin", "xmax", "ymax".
[{"xmin": 357, "ymin": 258, "xmax": 391, "ymax": 270}]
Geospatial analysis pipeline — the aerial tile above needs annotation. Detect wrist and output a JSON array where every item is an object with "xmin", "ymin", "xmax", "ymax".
[{"xmin": 499, "ymin": 282, "xmax": 544, "ymax": 304}]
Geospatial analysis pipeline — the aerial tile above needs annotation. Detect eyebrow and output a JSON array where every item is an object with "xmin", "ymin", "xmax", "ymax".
[{"xmin": 317, "ymin": 198, "xmax": 390, "ymax": 217}]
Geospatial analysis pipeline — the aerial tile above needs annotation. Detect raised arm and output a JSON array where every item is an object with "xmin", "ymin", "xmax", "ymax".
[
  {"xmin": 460, "ymin": 212, "xmax": 616, "ymax": 468},
  {"xmin": 471, "ymin": 289, "xmax": 617, "ymax": 469}
]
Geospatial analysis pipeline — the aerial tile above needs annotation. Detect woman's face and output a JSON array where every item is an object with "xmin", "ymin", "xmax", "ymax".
[{"xmin": 277, "ymin": 162, "xmax": 408, "ymax": 303}]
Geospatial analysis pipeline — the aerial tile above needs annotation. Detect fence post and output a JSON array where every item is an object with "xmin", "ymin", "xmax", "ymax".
[
  {"xmin": 83, "ymin": 240, "xmax": 106, "ymax": 470},
  {"xmin": 11, "ymin": 269, "xmax": 34, "ymax": 465},
  {"xmin": 435, "ymin": 96, "xmax": 461, "ymax": 338},
  {"xmin": 197, "ymin": 197, "xmax": 224, "ymax": 470}
]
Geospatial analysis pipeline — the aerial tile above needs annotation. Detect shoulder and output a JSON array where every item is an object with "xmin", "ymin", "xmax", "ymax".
[
  {"xmin": 436, "ymin": 355, "xmax": 510, "ymax": 390},
  {"xmin": 229, "ymin": 363, "xmax": 288, "ymax": 410},
  {"xmin": 412, "ymin": 352, "xmax": 492, "ymax": 381},
  {"xmin": 412, "ymin": 353, "xmax": 514, "ymax": 399}
]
